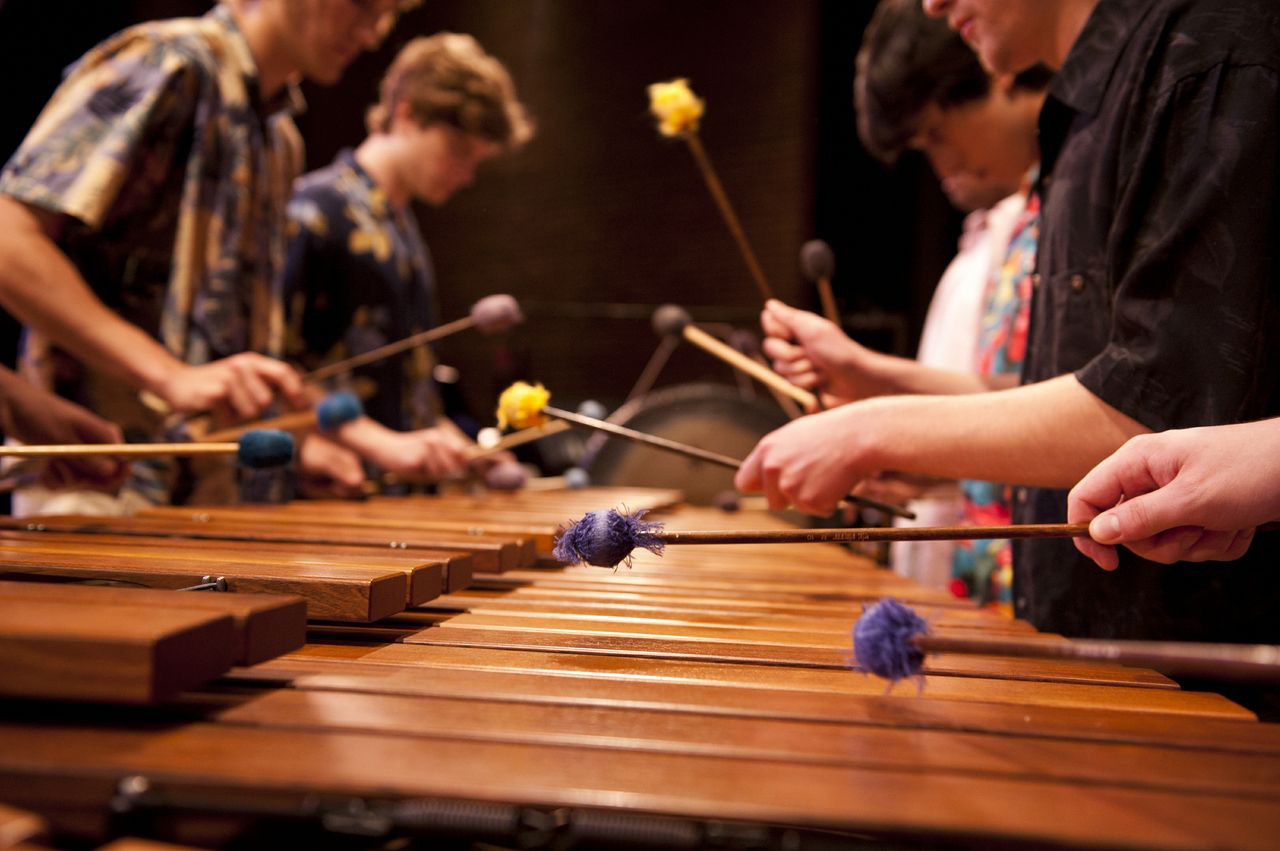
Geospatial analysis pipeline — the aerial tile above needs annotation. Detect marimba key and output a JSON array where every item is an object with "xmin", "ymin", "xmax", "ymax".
[
  {"xmin": 0, "ymin": 581, "xmax": 304, "ymax": 666},
  {"xmin": 0, "ymin": 546, "xmax": 409, "ymax": 622},
  {"xmin": 0, "ymin": 515, "xmax": 476, "ymax": 590},
  {"xmin": 0, "ymin": 598, "xmax": 234, "ymax": 703}
]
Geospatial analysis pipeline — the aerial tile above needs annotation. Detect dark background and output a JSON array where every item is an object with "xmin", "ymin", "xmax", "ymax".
[{"xmin": 0, "ymin": 0, "xmax": 960, "ymax": 419}]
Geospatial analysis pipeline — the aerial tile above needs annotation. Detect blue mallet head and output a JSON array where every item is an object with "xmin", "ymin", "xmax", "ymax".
[
  {"xmin": 852, "ymin": 598, "xmax": 929, "ymax": 683},
  {"xmin": 316, "ymin": 391, "xmax": 363, "ymax": 432},
  {"xmin": 553, "ymin": 508, "xmax": 664, "ymax": 567},
  {"xmin": 236, "ymin": 429, "xmax": 296, "ymax": 469}
]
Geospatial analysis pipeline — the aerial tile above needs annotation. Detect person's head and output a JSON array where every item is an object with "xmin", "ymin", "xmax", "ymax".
[
  {"xmin": 365, "ymin": 33, "xmax": 534, "ymax": 206},
  {"xmin": 856, "ymin": 0, "xmax": 1049, "ymax": 210},
  {"xmin": 921, "ymin": 0, "xmax": 1085, "ymax": 74},
  {"xmin": 228, "ymin": 0, "xmax": 418, "ymax": 90}
]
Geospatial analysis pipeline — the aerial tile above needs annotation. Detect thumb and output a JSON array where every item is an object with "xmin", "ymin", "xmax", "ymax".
[{"xmin": 1089, "ymin": 489, "xmax": 1188, "ymax": 545}]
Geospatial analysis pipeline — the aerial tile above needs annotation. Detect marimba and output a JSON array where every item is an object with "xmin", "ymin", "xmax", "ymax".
[{"xmin": 0, "ymin": 487, "xmax": 1278, "ymax": 850}]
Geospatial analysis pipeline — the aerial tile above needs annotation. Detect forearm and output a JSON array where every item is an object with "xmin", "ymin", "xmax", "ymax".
[
  {"xmin": 863, "ymin": 349, "xmax": 996, "ymax": 395},
  {"xmin": 856, "ymin": 374, "xmax": 1150, "ymax": 488},
  {"xmin": 0, "ymin": 199, "xmax": 181, "ymax": 393}
]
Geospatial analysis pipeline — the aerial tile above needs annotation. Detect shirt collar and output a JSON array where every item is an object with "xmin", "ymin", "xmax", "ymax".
[
  {"xmin": 208, "ymin": 4, "xmax": 306, "ymax": 120},
  {"xmin": 337, "ymin": 148, "xmax": 394, "ymax": 213},
  {"xmin": 1048, "ymin": 0, "xmax": 1158, "ymax": 117}
]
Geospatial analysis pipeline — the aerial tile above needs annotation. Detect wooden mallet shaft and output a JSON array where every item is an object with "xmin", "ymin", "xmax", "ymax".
[
  {"xmin": 540, "ymin": 405, "xmax": 912, "ymax": 520},
  {"xmin": 305, "ymin": 315, "xmax": 475, "ymax": 384},
  {"xmin": 0, "ymin": 443, "xmax": 244, "ymax": 459},
  {"xmin": 654, "ymin": 522, "xmax": 1091, "ymax": 545},
  {"xmin": 465, "ymin": 420, "xmax": 571, "ymax": 461},
  {"xmin": 681, "ymin": 324, "xmax": 817, "ymax": 409},
  {"xmin": 912, "ymin": 633, "xmax": 1280, "ymax": 684},
  {"xmin": 683, "ymin": 133, "xmax": 773, "ymax": 301}
]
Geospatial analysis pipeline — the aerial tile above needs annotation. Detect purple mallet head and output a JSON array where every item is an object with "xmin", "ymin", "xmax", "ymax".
[
  {"xmin": 852, "ymin": 598, "xmax": 928, "ymax": 682},
  {"xmin": 553, "ymin": 508, "xmax": 664, "ymax": 567}
]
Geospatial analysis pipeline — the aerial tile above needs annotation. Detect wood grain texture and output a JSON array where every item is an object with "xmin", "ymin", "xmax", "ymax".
[
  {"xmin": 0, "ymin": 581, "xmax": 304, "ymax": 666},
  {"xmin": 0, "ymin": 600, "xmax": 234, "ymax": 703}
]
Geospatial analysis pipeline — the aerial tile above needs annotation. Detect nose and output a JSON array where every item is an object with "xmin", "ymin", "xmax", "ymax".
[{"xmin": 922, "ymin": 0, "xmax": 951, "ymax": 17}]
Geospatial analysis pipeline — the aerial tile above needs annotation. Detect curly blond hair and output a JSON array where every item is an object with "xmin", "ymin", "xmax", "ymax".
[{"xmin": 367, "ymin": 33, "xmax": 534, "ymax": 150}]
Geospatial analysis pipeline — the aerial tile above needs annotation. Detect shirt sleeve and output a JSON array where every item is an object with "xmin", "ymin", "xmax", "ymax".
[
  {"xmin": 0, "ymin": 30, "xmax": 199, "ymax": 230},
  {"xmin": 1076, "ymin": 63, "xmax": 1280, "ymax": 432}
]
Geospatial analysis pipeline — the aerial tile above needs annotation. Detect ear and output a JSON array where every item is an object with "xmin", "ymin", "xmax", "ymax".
[{"xmin": 389, "ymin": 99, "xmax": 417, "ymax": 130}]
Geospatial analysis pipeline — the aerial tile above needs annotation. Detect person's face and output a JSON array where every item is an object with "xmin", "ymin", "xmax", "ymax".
[
  {"xmin": 398, "ymin": 122, "xmax": 499, "ymax": 206},
  {"xmin": 284, "ymin": 0, "xmax": 399, "ymax": 84},
  {"xmin": 907, "ymin": 86, "xmax": 1039, "ymax": 210},
  {"xmin": 922, "ymin": 0, "xmax": 1049, "ymax": 75}
]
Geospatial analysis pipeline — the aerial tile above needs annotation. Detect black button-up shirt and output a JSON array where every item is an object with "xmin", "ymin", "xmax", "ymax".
[{"xmin": 1012, "ymin": 0, "xmax": 1280, "ymax": 641}]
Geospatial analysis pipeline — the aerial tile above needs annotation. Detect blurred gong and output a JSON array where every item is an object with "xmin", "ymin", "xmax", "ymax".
[{"xmin": 583, "ymin": 382, "xmax": 788, "ymax": 504}]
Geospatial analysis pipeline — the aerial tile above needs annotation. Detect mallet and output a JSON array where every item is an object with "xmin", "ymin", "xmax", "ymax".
[
  {"xmin": 648, "ymin": 78, "xmax": 772, "ymax": 301},
  {"xmin": 499, "ymin": 384, "xmax": 912, "ymax": 519},
  {"xmin": 204, "ymin": 391, "xmax": 364, "ymax": 442},
  {"xmin": 0, "ymin": 429, "xmax": 295, "ymax": 469},
  {"xmin": 853, "ymin": 598, "xmax": 1280, "ymax": 685},
  {"xmin": 553, "ymin": 508, "xmax": 1089, "ymax": 568},
  {"xmin": 305, "ymin": 294, "xmax": 523, "ymax": 383},
  {"xmin": 800, "ymin": 239, "xmax": 839, "ymax": 325},
  {"xmin": 653, "ymin": 305, "xmax": 817, "ymax": 409}
]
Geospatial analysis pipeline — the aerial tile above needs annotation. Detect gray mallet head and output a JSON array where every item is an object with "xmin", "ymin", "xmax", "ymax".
[
  {"xmin": 652, "ymin": 304, "xmax": 692, "ymax": 338},
  {"xmin": 236, "ymin": 429, "xmax": 296, "ymax": 469},
  {"xmin": 471, "ymin": 294, "xmax": 524, "ymax": 334},
  {"xmin": 727, "ymin": 328, "xmax": 760, "ymax": 358},
  {"xmin": 484, "ymin": 459, "xmax": 528, "ymax": 491},
  {"xmin": 563, "ymin": 467, "xmax": 591, "ymax": 489},
  {"xmin": 576, "ymin": 399, "xmax": 608, "ymax": 421},
  {"xmin": 799, "ymin": 239, "xmax": 835, "ymax": 282},
  {"xmin": 316, "ymin": 391, "xmax": 364, "ymax": 432}
]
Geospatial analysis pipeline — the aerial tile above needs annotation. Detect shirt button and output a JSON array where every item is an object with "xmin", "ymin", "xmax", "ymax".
[
  {"xmin": 1015, "ymin": 487, "xmax": 1028, "ymax": 503},
  {"xmin": 1070, "ymin": 273, "xmax": 1085, "ymax": 292},
  {"xmin": 1016, "ymin": 596, "xmax": 1027, "ymax": 612},
  {"xmin": 1031, "ymin": 273, "xmax": 1042, "ymax": 289}
]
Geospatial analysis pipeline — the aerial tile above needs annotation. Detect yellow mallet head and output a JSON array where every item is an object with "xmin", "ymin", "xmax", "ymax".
[
  {"xmin": 648, "ymin": 78, "xmax": 704, "ymax": 138},
  {"xmin": 496, "ymin": 381, "xmax": 550, "ymax": 430}
]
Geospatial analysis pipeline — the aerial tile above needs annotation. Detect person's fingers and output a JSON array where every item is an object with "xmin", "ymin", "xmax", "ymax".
[
  {"xmin": 251, "ymin": 355, "xmax": 304, "ymax": 407},
  {"xmin": 760, "ymin": 456, "xmax": 788, "ymax": 512},
  {"xmin": 1068, "ymin": 438, "xmax": 1163, "ymax": 526},
  {"xmin": 734, "ymin": 444, "xmax": 765, "ymax": 494},
  {"xmin": 1072, "ymin": 535, "xmax": 1121, "ymax": 571},
  {"xmin": 229, "ymin": 359, "xmax": 274, "ymax": 415},
  {"xmin": 1129, "ymin": 525, "xmax": 1205, "ymax": 564},
  {"xmin": 1088, "ymin": 485, "xmax": 1196, "ymax": 546},
  {"xmin": 760, "ymin": 299, "xmax": 795, "ymax": 339},
  {"xmin": 222, "ymin": 374, "xmax": 258, "ymax": 420}
]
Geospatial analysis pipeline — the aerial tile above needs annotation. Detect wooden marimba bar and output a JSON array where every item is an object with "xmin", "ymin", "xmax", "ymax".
[{"xmin": 0, "ymin": 487, "xmax": 1278, "ymax": 849}]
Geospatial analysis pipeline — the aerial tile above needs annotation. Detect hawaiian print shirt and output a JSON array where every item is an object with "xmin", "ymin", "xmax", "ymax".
[
  {"xmin": 0, "ymin": 5, "xmax": 304, "ymax": 503},
  {"xmin": 285, "ymin": 150, "xmax": 440, "ymax": 432},
  {"xmin": 953, "ymin": 175, "xmax": 1039, "ymax": 608}
]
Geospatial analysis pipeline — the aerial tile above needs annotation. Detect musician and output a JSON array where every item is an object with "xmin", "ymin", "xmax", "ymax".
[
  {"xmin": 1068, "ymin": 420, "xmax": 1280, "ymax": 570},
  {"xmin": 739, "ymin": 0, "xmax": 1280, "ymax": 642},
  {"xmin": 769, "ymin": 0, "xmax": 1048, "ymax": 605},
  {"xmin": 0, "ymin": 0, "xmax": 406, "ymax": 509},
  {"xmin": 284, "ymin": 33, "xmax": 534, "ymax": 491}
]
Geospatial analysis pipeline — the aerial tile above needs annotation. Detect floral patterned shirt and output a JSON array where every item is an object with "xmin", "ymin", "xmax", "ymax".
[
  {"xmin": 953, "ymin": 177, "xmax": 1039, "ymax": 607},
  {"xmin": 285, "ymin": 150, "xmax": 440, "ymax": 432},
  {"xmin": 0, "ymin": 6, "xmax": 304, "ymax": 503}
]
